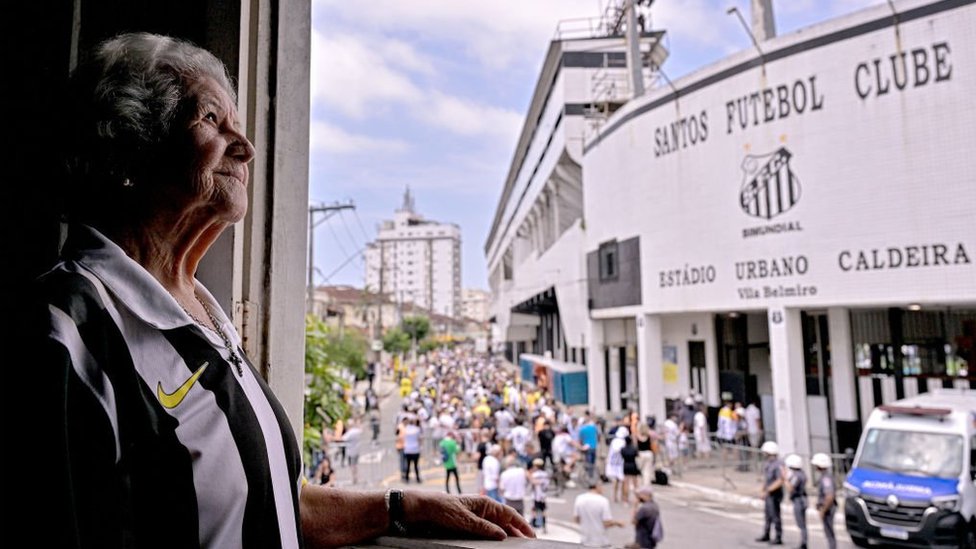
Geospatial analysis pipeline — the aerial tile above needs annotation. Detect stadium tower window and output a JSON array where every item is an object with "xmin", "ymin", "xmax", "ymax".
[{"xmin": 599, "ymin": 240, "xmax": 619, "ymax": 281}]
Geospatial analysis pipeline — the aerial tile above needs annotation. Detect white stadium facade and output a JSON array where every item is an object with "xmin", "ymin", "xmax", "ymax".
[{"xmin": 485, "ymin": 0, "xmax": 976, "ymax": 457}]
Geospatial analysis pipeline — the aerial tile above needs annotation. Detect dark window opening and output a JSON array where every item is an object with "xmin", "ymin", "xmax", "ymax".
[{"xmin": 598, "ymin": 240, "xmax": 618, "ymax": 281}]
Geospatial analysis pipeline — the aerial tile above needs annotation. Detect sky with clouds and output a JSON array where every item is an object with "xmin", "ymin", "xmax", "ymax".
[{"xmin": 308, "ymin": 0, "xmax": 884, "ymax": 291}]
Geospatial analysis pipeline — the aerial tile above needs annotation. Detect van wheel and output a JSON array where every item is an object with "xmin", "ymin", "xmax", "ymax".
[
  {"xmin": 850, "ymin": 536, "xmax": 869, "ymax": 548},
  {"xmin": 962, "ymin": 522, "xmax": 976, "ymax": 549}
]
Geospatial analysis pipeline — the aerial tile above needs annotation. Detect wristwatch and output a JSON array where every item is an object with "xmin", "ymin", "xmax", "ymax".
[{"xmin": 384, "ymin": 489, "xmax": 408, "ymax": 535}]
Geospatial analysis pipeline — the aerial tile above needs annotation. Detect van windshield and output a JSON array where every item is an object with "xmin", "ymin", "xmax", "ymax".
[{"xmin": 856, "ymin": 428, "xmax": 963, "ymax": 479}]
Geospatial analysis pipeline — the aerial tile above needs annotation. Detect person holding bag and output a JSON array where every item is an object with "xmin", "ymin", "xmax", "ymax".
[{"xmin": 630, "ymin": 486, "xmax": 663, "ymax": 549}]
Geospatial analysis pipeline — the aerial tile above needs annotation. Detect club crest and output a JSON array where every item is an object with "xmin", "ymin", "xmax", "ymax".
[{"xmin": 739, "ymin": 147, "xmax": 801, "ymax": 220}]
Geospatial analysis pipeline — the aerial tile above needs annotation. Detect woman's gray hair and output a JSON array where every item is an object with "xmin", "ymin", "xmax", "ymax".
[{"xmin": 66, "ymin": 32, "xmax": 236, "ymax": 223}]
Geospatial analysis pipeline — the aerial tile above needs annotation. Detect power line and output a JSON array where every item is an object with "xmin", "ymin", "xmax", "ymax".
[
  {"xmin": 337, "ymin": 209, "xmax": 363, "ymax": 252},
  {"xmin": 325, "ymin": 215, "xmax": 351, "ymax": 259},
  {"xmin": 352, "ymin": 208, "xmax": 373, "ymax": 242},
  {"xmin": 322, "ymin": 216, "xmax": 369, "ymax": 284},
  {"xmin": 324, "ymin": 247, "xmax": 367, "ymax": 282}
]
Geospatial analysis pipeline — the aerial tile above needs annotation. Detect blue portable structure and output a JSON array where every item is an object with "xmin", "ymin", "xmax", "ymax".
[
  {"xmin": 519, "ymin": 356, "xmax": 534, "ymax": 382},
  {"xmin": 518, "ymin": 353, "xmax": 588, "ymax": 405}
]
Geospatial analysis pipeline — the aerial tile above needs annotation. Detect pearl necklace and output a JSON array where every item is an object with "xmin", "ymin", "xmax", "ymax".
[{"xmin": 180, "ymin": 295, "xmax": 244, "ymax": 377}]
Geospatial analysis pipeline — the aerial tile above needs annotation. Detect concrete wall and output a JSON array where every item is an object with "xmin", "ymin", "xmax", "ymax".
[
  {"xmin": 237, "ymin": 0, "xmax": 311, "ymax": 437},
  {"xmin": 660, "ymin": 313, "xmax": 720, "ymax": 405}
]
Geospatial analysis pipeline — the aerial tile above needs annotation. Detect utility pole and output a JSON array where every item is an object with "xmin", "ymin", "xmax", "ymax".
[
  {"xmin": 750, "ymin": 0, "xmax": 776, "ymax": 42},
  {"xmin": 307, "ymin": 201, "xmax": 355, "ymax": 314},
  {"xmin": 625, "ymin": 0, "xmax": 645, "ymax": 98}
]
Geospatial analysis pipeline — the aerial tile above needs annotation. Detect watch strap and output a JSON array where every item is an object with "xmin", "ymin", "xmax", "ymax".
[{"xmin": 385, "ymin": 489, "xmax": 408, "ymax": 535}]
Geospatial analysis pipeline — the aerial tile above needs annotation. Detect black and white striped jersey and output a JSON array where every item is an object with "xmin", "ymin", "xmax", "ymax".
[{"xmin": 35, "ymin": 225, "xmax": 303, "ymax": 549}]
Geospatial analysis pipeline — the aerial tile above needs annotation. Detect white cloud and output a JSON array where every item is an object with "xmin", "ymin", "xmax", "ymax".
[
  {"xmin": 651, "ymin": 0, "xmax": 747, "ymax": 52},
  {"xmin": 310, "ymin": 31, "xmax": 424, "ymax": 118},
  {"xmin": 427, "ymin": 92, "xmax": 523, "ymax": 140},
  {"xmin": 309, "ymin": 121, "xmax": 409, "ymax": 154},
  {"xmin": 313, "ymin": 0, "xmax": 597, "ymax": 70},
  {"xmin": 311, "ymin": 26, "xmax": 523, "ymax": 141},
  {"xmin": 380, "ymin": 40, "xmax": 436, "ymax": 75}
]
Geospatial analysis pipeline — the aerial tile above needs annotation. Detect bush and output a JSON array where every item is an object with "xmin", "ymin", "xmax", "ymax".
[{"xmin": 303, "ymin": 315, "xmax": 366, "ymax": 462}]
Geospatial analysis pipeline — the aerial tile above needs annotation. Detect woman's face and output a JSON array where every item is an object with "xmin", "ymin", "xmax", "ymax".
[{"xmin": 156, "ymin": 76, "xmax": 255, "ymax": 223}]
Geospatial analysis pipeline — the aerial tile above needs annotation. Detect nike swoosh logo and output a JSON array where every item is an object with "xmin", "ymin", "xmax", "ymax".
[{"xmin": 157, "ymin": 362, "xmax": 210, "ymax": 409}]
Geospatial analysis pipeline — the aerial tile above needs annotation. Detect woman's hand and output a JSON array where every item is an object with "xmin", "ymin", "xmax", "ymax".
[{"xmin": 402, "ymin": 491, "xmax": 535, "ymax": 540}]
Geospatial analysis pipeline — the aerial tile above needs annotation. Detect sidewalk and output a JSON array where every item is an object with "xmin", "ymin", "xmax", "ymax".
[
  {"xmin": 666, "ymin": 458, "xmax": 850, "ymax": 535},
  {"xmin": 668, "ymin": 458, "xmax": 765, "ymax": 509}
]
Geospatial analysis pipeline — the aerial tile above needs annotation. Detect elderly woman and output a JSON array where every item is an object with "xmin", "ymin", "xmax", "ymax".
[{"xmin": 32, "ymin": 33, "xmax": 532, "ymax": 548}]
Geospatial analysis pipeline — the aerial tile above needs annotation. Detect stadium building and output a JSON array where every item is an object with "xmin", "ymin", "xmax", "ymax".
[{"xmin": 485, "ymin": 0, "xmax": 976, "ymax": 456}]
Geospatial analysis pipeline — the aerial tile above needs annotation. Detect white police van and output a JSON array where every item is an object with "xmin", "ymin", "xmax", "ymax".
[{"xmin": 844, "ymin": 389, "xmax": 976, "ymax": 548}]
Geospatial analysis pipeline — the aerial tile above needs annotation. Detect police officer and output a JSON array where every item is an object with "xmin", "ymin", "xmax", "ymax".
[
  {"xmin": 784, "ymin": 454, "xmax": 808, "ymax": 549},
  {"xmin": 756, "ymin": 441, "xmax": 784, "ymax": 545},
  {"xmin": 811, "ymin": 453, "xmax": 837, "ymax": 549}
]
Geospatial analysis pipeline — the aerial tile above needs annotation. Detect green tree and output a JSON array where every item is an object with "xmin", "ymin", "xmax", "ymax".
[
  {"xmin": 401, "ymin": 315, "xmax": 431, "ymax": 343},
  {"xmin": 382, "ymin": 327, "xmax": 411, "ymax": 355},
  {"xmin": 331, "ymin": 328, "xmax": 368, "ymax": 379},
  {"xmin": 418, "ymin": 338, "xmax": 440, "ymax": 354},
  {"xmin": 303, "ymin": 315, "xmax": 367, "ymax": 463}
]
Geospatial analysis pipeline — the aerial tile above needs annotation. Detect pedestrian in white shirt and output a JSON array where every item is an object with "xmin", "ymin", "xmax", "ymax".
[
  {"xmin": 693, "ymin": 405, "xmax": 711, "ymax": 458},
  {"xmin": 341, "ymin": 421, "xmax": 363, "ymax": 485},
  {"xmin": 430, "ymin": 414, "xmax": 444, "ymax": 462},
  {"xmin": 499, "ymin": 456, "xmax": 528, "ymax": 516},
  {"xmin": 663, "ymin": 415, "xmax": 680, "ymax": 468},
  {"xmin": 552, "ymin": 426, "xmax": 574, "ymax": 465},
  {"xmin": 403, "ymin": 419, "xmax": 423, "ymax": 483},
  {"xmin": 482, "ymin": 445, "xmax": 502, "ymax": 503},
  {"xmin": 528, "ymin": 458, "xmax": 550, "ymax": 532},
  {"xmin": 574, "ymin": 480, "xmax": 625, "ymax": 547},
  {"xmin": 495, "ymin": 408, "xmax": 515, "ymax": 455},
  {"xmin": 605, "ymin": 427, "xmax": 628, "ymax": 502},
  {"xmin": 745, "ymin": 400, "xmax": 763, "ymax": 448},
  {"xmin": 508, "ymin": 420, "xmax": 532, "ymax": 463}
]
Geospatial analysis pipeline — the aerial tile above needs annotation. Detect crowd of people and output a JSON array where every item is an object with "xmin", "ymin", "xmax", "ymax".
[
  {"xmin": 381, "ymin": 348, "xmax": 668, "ymax": 546},
  {"xmin": 658, "ymin": 396, "xmax": 766, "ymax": 472},
  {"xmin": 311, "ymin": 345, "xmax": 840, "ymax": 549}
]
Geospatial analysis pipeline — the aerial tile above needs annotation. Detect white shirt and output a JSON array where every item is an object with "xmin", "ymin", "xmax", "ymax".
[
  {"xmin": 574, "ymin": 491, "xmax": 612, "ymax": 547},
  {"xmin": 499, "ymin": 467, "xmax": 527, "ymax": 501},
  {"xmin": 342, "ymin": 427, "xmax": 362, "ymax": 457},
  {"xmin": 45, "ymin": 225, "xmax": 301, "ymax": 548},
  {"xmin": 607, "ymin": 437, "xmax": 626, "ymax": 465},
  {"xmin": 693, "ymin": 411, "xmax": 707, "ymax": 432},
  {"xmin": 403, "ymin": 425, "xmax": 422, "ymax": 454},
  {"xmin": 664, "ymin": 418, "xmax": 679, "ymax": 446},
  {"xmin": 482, "ymin": 455, "xmax": 501, "ymax": 490},
  {"xmin": 495, "ymin": 410, "xmax": 514, "ymax": 434},
  {"xmin": 429, "ymin": 416, "xmax": 443, "ymax": 438},
  {"xmin": 530, "ymin": 470, "xmax": 550, "ymax": 501},
  {"xmin": 553, "ymin": 433, "xmax": 573, "ymax": 461},
  {"xmin": 745, "ymin": 404, "xmax": 762, "ymax": 434},
  {"xmin": 509, "ymin": 425, "xmax": 531, "ymax": 454},
  {"xmin": 507, "ymin": 386, "xmax": 521, "ymax": 407}
]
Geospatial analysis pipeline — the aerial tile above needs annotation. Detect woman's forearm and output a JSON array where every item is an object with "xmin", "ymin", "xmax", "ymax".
[{"xmin": 301, "ymin": 486, "xmax": 388, "ymax": 547}]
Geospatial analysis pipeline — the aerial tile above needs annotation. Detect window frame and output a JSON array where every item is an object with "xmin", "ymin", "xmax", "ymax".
[{"xmin": 598, "ymin": 240, "xmax": 619, "ymax": 282}]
